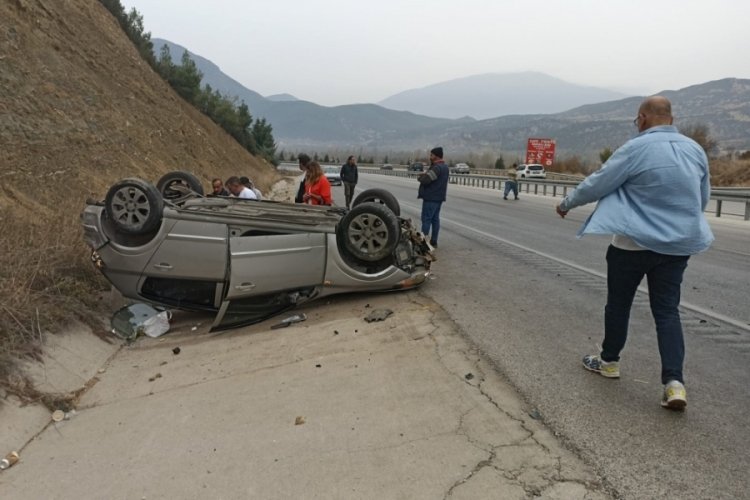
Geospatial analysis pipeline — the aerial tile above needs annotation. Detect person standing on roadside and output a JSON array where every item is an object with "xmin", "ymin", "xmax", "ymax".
[
  {"xmin": 340, "ymin": 155, "xmax": 359, "ymax": 208},
  {"xmin": 418, "ymin": 147, "xmax": 450, "ymax": 248},
  {"xmin": 303, "ymin": 161, "xmax": 332, "ymax": 205},
  {"xmin": 295, "ymin": 153, "xmax": 311, "ymax": 203},
  {"xmin": 555, "ymin": 96, "xmax": 714, "ymax": 411},
  {"xmin": 504, "ymin": 164, "xmax": 519, "ymax": 200}
]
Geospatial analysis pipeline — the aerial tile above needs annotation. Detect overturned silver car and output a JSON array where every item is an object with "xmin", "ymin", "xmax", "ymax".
[{"xmin": 81, "ymin": 171, "xmax": 433, "ymax": 331}]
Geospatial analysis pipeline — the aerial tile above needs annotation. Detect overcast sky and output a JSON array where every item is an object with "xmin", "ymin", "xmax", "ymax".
[{"xmin": 122, "ymin": 0, "xmax": 750, "ymax": 107}]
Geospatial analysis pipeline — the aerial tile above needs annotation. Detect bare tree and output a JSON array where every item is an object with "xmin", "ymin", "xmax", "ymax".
[{"xmin": 680, "ymin": 123, "xmax": 718, "ymax": 156}]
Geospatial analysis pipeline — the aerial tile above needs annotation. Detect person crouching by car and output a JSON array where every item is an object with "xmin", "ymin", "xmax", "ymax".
[
  {"xmin": 303, "ymin": 161, "xmax": 332, "ymax": 205},
  {"xmin": 240, "ymin": 176, "xmax": 263, "ymax": 200},
  {"xmin": 225, "ymin": 176, "xmax": 258, "ymax": 200},
  {"xmin": 209, "ymin": 178, "xmax": 230, "ymax": 197}
]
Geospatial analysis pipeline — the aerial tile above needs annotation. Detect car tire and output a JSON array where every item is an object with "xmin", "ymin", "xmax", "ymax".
[
  {"xmin": 352, "ymin": 188, "xmax": 400, "ymax": 216},
  {"xmin": 337, "ymin": 202, "xmax": 400, "ymax": 262},
  {"xmin": 156, "ymin": 171, "xmax": 204, "ymax": 202},
  {"xmin": 105, "ymin": 178, "xmax": 164, "ymax": 235}
]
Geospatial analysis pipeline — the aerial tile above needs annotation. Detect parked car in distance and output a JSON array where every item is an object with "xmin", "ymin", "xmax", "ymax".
[
  {"xmin": 516, "ymin": 164, "xmax": 547, "ymax": 179},
  {"xmin": 408, "ymin": 162, "xmax": 424, "ymax": 172},
  {"xmin": 380, "ymin": 163, "xmax": 393, "ymax": 170},
  {"xmin": 81, "ymin": 172, "xmax": 434, "ymax": 332},
  {"xmin": 453, "ymin": 163, "xmax": 470, "ymax": 174},
  {"xmin": 323, "ymin": 165, "xmax": 342, "ymax": 185}
]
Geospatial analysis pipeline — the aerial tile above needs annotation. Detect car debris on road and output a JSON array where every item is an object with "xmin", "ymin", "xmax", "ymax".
[
  {"xmin": 364, "ymin": 308, "xmax": 393, "ymax": 323},
  {"xmin": 270, "ymin": 313, "xmax": 307, "ymax": 330}
]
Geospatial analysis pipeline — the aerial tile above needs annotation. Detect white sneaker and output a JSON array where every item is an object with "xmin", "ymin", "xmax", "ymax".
[
  {"xmin": 582, "ymin": 354, "xmax": 620, "ymax": 378},
  {"xmin": 661, "ymin": 380, "xmax": 687, "ymax": 410}
]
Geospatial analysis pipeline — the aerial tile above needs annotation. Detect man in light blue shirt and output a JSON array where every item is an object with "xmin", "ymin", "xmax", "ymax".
[{"xmin": 556, "ymin": 96, "xmax": 714, "ymax": 411}]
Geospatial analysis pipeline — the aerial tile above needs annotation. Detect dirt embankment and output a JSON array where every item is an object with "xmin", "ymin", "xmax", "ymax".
[{"xmin": 0, "ymin": 0, "xmax": 281, "ymax": 368}]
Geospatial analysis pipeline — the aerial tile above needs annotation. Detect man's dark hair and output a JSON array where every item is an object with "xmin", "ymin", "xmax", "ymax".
[
  {"xmin": 239, "ymin": 176, "xmax": 250, "ymax": 186},
  {"xmin": 225, "ymin": 176, "xmax": 241, "ymax": 186},
  {"xmin": 298, "ymin": 153, "xmax": 311, "ymax": 165}
]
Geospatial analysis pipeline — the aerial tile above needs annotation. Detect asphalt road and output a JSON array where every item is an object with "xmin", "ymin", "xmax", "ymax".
[{"xmin": 353, "ymin": 174, "xmax": 750, "ymax": 500}]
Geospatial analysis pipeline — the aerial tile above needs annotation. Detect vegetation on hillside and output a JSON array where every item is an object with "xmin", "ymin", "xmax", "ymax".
[
  {"xmin": 99, "ymin": 0, "xmax": 277, "ymax": 164},
  {"xmin": 0, "ymin": 0, "xmax": 280, "ymax": 397}
]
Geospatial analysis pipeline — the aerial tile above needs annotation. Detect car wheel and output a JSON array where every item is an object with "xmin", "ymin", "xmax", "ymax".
[
  {"xmin": 105, "ymin": 178, "xmax": 164, "ymax": 235},
  {"xmin": 351, "ymin": 188, "xmax": 400, "ymax": 216},
  {"xmin": 156, "ymin": 171, "xmax": 204, "ymax": 202},
  {"xmin": 337, "ymin": 202, "xmax": 400, "ymax": 262}
]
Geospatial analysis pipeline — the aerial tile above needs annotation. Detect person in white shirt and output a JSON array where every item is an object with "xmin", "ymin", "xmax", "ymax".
[
  {"xmin": 225, "ymin": 176, "xmax": 257, "ymax": 200},
  {"xmin": 240, "ymin": 176, "xmax": 263, "ymax": 200}
]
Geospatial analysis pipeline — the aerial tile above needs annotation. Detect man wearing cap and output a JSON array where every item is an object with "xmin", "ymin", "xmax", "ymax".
[{"xmin": 417, "ymin": 147, "xmax": 450, "ymax": 247}]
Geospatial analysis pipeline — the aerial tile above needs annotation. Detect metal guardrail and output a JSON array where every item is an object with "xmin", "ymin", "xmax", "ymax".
[{"xmin": 358, "ymin": 167, "xmax": 750, "ymax": 221}]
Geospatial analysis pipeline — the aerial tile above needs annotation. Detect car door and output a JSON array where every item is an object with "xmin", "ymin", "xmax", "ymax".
[
  {"xmin": 226, "ymin": 231, "xmax": 327, "ymax": 299},
  {"xmin": 140, "ymin": 219, "xmax": 229, "ymax": 309}
]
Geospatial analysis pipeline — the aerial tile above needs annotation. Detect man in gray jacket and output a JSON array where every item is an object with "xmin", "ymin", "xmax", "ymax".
[{"xmin": 340, "ymin": 155, "xmax": 359, "ymax": 208}]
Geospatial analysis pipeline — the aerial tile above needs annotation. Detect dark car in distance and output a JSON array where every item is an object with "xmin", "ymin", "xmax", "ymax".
[{"xmin": 408, "ymin": 162, "xmax": 424, "ymax": 172}]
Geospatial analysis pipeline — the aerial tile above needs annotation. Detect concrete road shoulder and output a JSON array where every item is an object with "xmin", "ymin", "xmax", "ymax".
[{"xmin": 0, "ymin": 292, "xmax": 611, "ymax": 499}]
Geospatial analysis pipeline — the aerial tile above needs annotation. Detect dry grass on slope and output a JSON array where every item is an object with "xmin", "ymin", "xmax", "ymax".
[
  {"xmin": 710, "ymin": 159, "xmax": 750, "ymax": 187},
  {"xmin": 0, "ymin": 0, "xmax": 280, "ymax": 395}
]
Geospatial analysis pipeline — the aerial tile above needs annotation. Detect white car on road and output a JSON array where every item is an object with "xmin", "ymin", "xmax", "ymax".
[
  {"xmin": 517, "ymin": 164, "xmax": 546, "ymax": 179},
  {"xmin": 323, "ymin": 165, "xmax": 343, "ymax": 185}
]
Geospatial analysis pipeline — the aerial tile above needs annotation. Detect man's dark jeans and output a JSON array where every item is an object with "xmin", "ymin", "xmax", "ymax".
[
  {"xmin": 421, "ymin": 200, "xmax": 443, "ymax": 244},
  {"xmin": 601, "ymin": 245, "xmax": 690, "ymax": 384}
]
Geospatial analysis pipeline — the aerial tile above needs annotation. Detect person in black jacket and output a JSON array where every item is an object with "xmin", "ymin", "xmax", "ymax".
[
  {"xmin": 418, "ymin": 147, "xmax": 450, "ymax": 247},
  {"xmin": 208, "ymin": 178, "xmax": 229, "ymax": 197},
  {"xmin": 340, "ymin": 155, "xmax": 359, "ymax": 208},
  {"xmin": 295, "ymin": 153, "xmax": 311, "ymax": 203}
]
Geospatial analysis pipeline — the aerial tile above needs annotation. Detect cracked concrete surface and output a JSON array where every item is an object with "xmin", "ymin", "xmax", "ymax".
[{"xmin": 0, "ymin": 291, "xmax": 610, "ymax": 499}]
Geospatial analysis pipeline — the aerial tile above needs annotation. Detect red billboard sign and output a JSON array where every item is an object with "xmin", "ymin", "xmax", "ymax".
[{"xmin": 526, "ymin": 138, "xmax": 556, "ymax": 166}]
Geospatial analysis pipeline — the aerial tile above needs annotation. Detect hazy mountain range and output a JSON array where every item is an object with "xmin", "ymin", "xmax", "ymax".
[
  {"xmin": 431, "ymin": 78, "xmax": 750, "ymax": 156},
  {"xmin": 378, "ymin": 72, "xmax": 629, "ymax": 119},
  {"xmin": 152, "ymin": 38, "xmax": 750, "ymax": 156},
  {"xmin": 265, "ymin": 93, "xmax": 299, "ymax": 102},
  {"xmin": 152, "ymin": 39, "xmax": 455, "ymax": 147}
]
